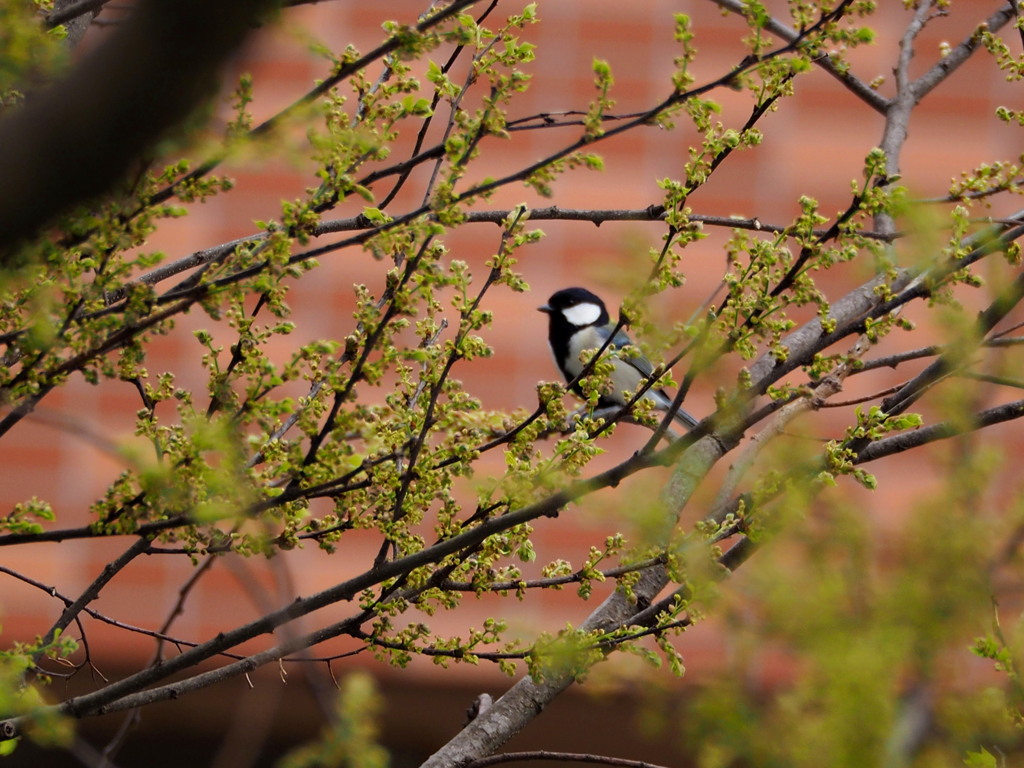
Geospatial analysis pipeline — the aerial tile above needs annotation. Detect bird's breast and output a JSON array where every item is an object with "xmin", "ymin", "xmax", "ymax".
[{"xmin": 564, "ymin": 326, "xmax": 607, "ymax": 378}]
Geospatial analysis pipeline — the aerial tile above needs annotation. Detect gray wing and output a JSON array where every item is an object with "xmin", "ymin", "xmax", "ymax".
[
  {"xmin": 602, "ymin": 323, "xmax": 654, "ymax": 378},
  {"xmin": 604, "ymin": 323, "xmax": 700, "ymax": 429}
]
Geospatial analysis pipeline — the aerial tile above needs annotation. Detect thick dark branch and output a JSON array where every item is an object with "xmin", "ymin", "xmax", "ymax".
[
  {"xmin": 282, "ymin": 0, "xmax": 344, "ymax": 7},
  {"xmin": 469, "ymin": 752, "xmax": 672, "ymax": 768},
  {"xmin": 48, "ymin": 0, "xmax": 103, "ymax": 47},
  {"xmin": 0, "ymin": 562, "xmax": 242, "ymax": 661},
  {"xmin": 0, "ymin": 0, "xmax": 281, "ymax": 257},
  {"xmin": 44, "ymin": 0, "xmax": 109, "ymax": 28}
]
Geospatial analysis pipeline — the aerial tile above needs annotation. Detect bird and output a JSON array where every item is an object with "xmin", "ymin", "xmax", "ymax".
[{"xmin": 538, "ymin": 287, "xmax": 699, "ymax": 430}]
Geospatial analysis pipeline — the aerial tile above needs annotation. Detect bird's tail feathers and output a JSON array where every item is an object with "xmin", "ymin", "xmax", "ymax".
[
  {"xmin": 652, "ymin": 389, "xmax": 699, "ymax": 431},
  {"xmin": 672, "ymin": 406, "xmax": 699, "ymax": 430}
]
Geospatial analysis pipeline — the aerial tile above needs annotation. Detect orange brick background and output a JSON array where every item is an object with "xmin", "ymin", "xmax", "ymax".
[{"xmin": 3, "ymin": 2, "xmax": 1024, "ymax": 766}]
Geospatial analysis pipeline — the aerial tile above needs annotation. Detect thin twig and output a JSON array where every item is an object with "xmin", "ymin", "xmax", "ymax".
[{"xmin": 34, "ymin": 537, "xmax": 152, "ymax": 664}]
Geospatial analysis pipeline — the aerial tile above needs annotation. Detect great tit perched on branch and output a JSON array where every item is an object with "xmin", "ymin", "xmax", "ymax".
[{"xmin": 538, "ymin": 287, "xmax": 699, "ymax": 430}]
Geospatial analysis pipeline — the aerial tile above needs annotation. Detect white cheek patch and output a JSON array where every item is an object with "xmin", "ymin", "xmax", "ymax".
[{"xmin": 562, "ymin": 302, "xmax": 602, "ymax": 327}]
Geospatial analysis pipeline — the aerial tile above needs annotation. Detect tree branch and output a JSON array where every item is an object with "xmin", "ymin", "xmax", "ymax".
[
  {"xmin": 34, "ymin": 537, "xmax": 151, "ymax": 663},
  {"xmin": 469, "ymin": 752, "xmax": 672, "ymax": 768},
  {"xmin": 910, "ymin": 3, "xmax": 1016, "ymax": 102},
  {"xmin": 44, "ymin": 0, "xmax": 109, "ymax": 28},
  {"xmin": 854, "ymin": 398, "xmax": 1024, "ymax": 464},
  {"xmin": 878, "ymin": 270, "xmax": 1024, "ymax": 418},
  {"xmin": 708, "ymin": 0, "xmax": 889, "ymax": 113}
]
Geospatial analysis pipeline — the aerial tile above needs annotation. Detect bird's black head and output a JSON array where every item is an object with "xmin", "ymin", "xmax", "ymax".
[
  {"xmin": 538, "ymin": 288, "xmax": 611, "ymax": 384},
  {"xmin": 537, "ymin": 287, "xmax": 609, "ymax": 329}
]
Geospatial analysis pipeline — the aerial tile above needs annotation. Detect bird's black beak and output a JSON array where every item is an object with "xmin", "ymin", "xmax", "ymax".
[{"xmin": 537, "ymin": 304, "xmax": 552, "ymax": 313}]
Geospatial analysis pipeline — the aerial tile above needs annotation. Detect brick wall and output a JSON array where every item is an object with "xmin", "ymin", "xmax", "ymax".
[{"xmin": 2, "ymin": 2, "xmax": 1021, "ymax": 762}]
